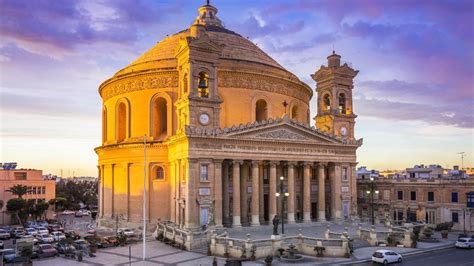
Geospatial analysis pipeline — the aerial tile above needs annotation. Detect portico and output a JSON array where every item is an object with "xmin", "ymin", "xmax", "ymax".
[{"xmin": 168, "ymin": 115, "xmax": 361, "ymax": 229}]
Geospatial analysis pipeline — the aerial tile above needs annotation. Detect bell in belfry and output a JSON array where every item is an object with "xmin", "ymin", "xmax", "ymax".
[{"xmin": 198, "ymin": 72, "xmax": 208, "ymax": 89}]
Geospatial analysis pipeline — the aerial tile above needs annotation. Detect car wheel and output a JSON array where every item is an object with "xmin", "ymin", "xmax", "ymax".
[
  {"xmin": 383, "ymin": 260, "xmax": 388, "ymax": 265},
  {"xmin": 398, "ymin": 257, "xmax": 402, "ymax": 263}
]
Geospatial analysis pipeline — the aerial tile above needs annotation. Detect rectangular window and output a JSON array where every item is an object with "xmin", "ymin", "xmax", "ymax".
[
  {"xmin": 342, "ymin": 167, "xmax": 348, "ymax": 181},
  {"xmin": 200, "ymin": 207, "xmax": 209, "ymax": 225},
  {"xmin": 42, "ymin": 186, "xmax": 46, "ymax": 194},
  {"xmin": 14, "ymin": 172, "xmax": 27, "ymax": 180},
  {"xmin": 312, "ymin": 168, "xmax": 317, "ymax": 180},
  {"xmin": 410, "ymin": 191, "xmax": 416, "ymax": 201},
  {"xmin": 452, "ymin": 192, "xmax": 458, "ymax": 203},
  {"xmin": 397, "ymin": 191, "xmax": 403, "ymax": 200},
  {"xmin": 428, "ymin": 192, "xmax": 434, "ymax": 202},
  {"xmin": 28, "ymin": 186, "xmax": 32, "ymax": 195},
  {"xmin": 199, "ymin": 187, "xmax": 211, "ymax": 195},
  {"xmin": 384, "ymin": 190, "xmax": 390, "ymax": 200},
  {"xmin": 452, "ymin": 212, "xmax": 459, "ymax": 223},
  {"xmin": 200, "ymin": 164, "xmax": 209, "ymax": 181},
  {"xmin": 33, "ymin": 187, "xmax": 37, "ymax": 194}
]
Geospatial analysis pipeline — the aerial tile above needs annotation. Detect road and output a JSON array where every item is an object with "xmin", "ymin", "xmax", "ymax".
[{"xmin": 351, "ymin": 247, "xmax": 474, "ymax": 266}]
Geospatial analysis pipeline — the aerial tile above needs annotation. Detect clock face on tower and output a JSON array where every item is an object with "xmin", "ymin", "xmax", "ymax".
[
  {"xmin": 340, "ymin": 126, "xmax": 347, "ymax": 136},
  {"xmin": 199, "ymin": 113, "xmax": 210, "ymax": 125}
]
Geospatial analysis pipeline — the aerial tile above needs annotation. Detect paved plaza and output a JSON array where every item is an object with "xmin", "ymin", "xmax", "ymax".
[{"xmin": 29, "ymin": 222, "xmax": 458, "ymax": 265}]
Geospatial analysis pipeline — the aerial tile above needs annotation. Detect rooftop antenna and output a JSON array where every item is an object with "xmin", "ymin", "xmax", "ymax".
[{"xmin": 458, "ymin": 152, "xmax": 466, "ymax": 169}]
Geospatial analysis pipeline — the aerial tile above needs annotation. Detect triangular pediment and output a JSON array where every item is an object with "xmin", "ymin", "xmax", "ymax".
[
  {"xmin": 185, "ymin": 115, "xmax": 363, "ymax": 146},
  {"xmin": 225, "ymin": 122, "xmax": 338, "ymax": 144}
]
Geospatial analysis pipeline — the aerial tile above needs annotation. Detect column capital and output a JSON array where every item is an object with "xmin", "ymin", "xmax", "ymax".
[
  {"xmin": 301, "ymin": 162, "xmax": 313, "ymax": 167},
  {"xmin": 250, "ymin": 160, "xmax": 260, "ymax": 166},
  {"xmin": 349, "ymin": 162, "xmax": 359, "ymax": 167},
  {"xmin": 268, "ymin": 161, "xmax": 279, "ymax": 167},
  {"xmin": 232, "ymin": 160, "xmax": 244, "ymax": 165},
  {"xmin": 213, "ymin": 159, "xmax": 224, "ymax": 164},
  {"xmin": 287, "ymin": 161, "xmax": 297, "ymax": 167},
  {"xmin": 318, "ymin": 162, "xmax": 328, "ymax": 168}
]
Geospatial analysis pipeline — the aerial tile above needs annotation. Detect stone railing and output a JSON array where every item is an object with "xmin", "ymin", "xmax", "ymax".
[
  {"xmin": 357, "ymin": 224, "xmax": 414, "ymax": 248},
  {"xmin": 152, "ymin": 221, "xmax": 212, "ymax": 251},
  {"xmin": 210, "ymin": 230, "xmax": 349, "ymax": 260}
]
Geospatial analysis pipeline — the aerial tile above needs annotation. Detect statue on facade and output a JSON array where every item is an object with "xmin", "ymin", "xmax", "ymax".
[
  {"xmin": 272, "ymin": 215, "xmax": 280, "ymax": 235},
  {"xmin": 208, "ymin": 199, "xmax": 216, "ymax": 226}
]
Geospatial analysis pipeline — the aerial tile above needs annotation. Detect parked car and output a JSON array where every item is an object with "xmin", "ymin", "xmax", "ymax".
[
  {"xmin": 48, "ymin": 224, "xmax": 64, "ymax": 233},
  {"xmin": 36, "ymin": 226, "xmax": 49, "ymax": 235},
  {"xmin": 25, "ymin": 227, "xmax": 38, "ymax": 237},
  {"xmin": 86, "ymin": 229, "xmax": 97, "ymax": 236},
  {"xmin": 64, "ymin": 230, "xmax": 81, "ymax": 240},
  {"xmin": 62, "ymin": 210, "xmax": 75, "ymax": 215},
  {"xmin": 38, "ymin": 233, "xmax": 54, "ymax": 244},
  {"xmin": 51, "ymin": 231, "xmax": 66, "ymax": 242},
  {"xmin": 74, "ymin": 211, "xmax": 84, "ymax": 217},
  {"xmin": 118, "ymin": 228, "xmax": 135, "ymax": 237},
  {"xmin": 104, "ymin": 236, "xmax": 119, "ymax": 246},
  {"xmin": 35, "ymin": 244, "xmax": 58, "ymax": 258},
  {"xmin": 371, "ymin": 250, "xmax": 402, "ymax": 265},
  {"xmin": 55, "ymin": 240, "xmax": 76, "ymax": 254},
  {"xmin": 2, "ymin": 249, "xmax": 21, "ymax": 263},
  {"xmin": 12, "ymin": 229, "xmax": 25, "ymax": 239},
  {"xmin": 455, "ymin": 237, "xmax": 474, "ymax": 249},
  {"xmin": 84, "ymin": 236, "xmax": 113, "ymax": 249},
  {"xmin": 21, "ymin": 234, "xmax": 39, "ymax": 245},
  {"xmin": 0, "ymin": 229, "xmax": 11, "ymax": 239},
  {"xmin": 0, "ymin": 240, "xmax": 3, "ymax": 249}
]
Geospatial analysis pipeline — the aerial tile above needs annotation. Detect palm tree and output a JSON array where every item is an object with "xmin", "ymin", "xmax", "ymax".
[{"xmin": 6, "ymin": 184, "xmax": 30, "ymax": 198}]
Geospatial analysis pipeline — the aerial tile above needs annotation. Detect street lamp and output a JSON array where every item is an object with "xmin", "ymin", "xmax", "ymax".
[
  {"xmin": 366, "ymin": 177, "xmax": 379, "ymax": 225},
  {"xmin": 275, "ymin": 176, "xmax": 289, "ymax": 234}
]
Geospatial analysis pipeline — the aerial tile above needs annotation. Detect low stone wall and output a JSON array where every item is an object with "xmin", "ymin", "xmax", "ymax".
[
  {"xmin": 152, "ymin": 222, "xmax": 210, "ymax": 251},
  {"xmin": 357, "ymin": 224, "xmax": 415, "ymax": 247},
  {"xmin": 210, "ymin": 231, "xmax": 349, "ymax": 260}
]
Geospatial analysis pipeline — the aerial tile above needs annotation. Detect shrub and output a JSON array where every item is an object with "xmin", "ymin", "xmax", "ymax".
[
  {"xmin": 387, "ymin": 234, "xmax": 398, "ymax": 246},
  {"xmin": 435, "ymin": 222, "xmax": 453, "ymax": 231}
]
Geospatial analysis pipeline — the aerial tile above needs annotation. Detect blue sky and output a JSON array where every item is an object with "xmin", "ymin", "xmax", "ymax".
[{"xmin": 0, "ymin": 0, "xmax": 473, "ymax": 176}]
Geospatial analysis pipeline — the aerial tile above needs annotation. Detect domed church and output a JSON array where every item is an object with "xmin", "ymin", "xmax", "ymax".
[{"xmin": 96, "ymin": 1, "xmax": 362, "ymax": 230}]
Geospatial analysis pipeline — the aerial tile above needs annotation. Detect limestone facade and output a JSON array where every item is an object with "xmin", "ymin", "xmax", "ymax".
[{"xmin": 95, "ymin": 2, "xmax": 362, "ymax": 230}]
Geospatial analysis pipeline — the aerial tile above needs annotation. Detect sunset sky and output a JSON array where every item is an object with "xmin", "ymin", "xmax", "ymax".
[{"xmin": 1, "ymin": 0, "xmax": 473, "ymax": 177}]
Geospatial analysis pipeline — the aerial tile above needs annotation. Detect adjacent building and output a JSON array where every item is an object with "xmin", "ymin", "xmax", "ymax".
[
  {"xmin": 357, "ymin": 165, "xmax": 474, "ymax": 232},
  {"xmin": 96, "ymin": 2, "xmax": 363, "ymax": 230},
  {"xmin": 0, "ymin": 166, "xmax": 56, "ymax": 224}
]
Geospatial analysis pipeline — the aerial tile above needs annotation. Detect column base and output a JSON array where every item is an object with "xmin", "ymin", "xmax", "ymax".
[
  {"xmin": 287, "ymin": 213, "xmax": 296, "ymax": 224},
  {"xmin": 303, "ymin": 212, "xmax": 311, "ymax": 223},
  {"xmin": 251, "ymin": 215, "xmax": 260, "ymax": 227},
  {"xmin": 318, "ymin": 211, "xmax": 326, "ymax": 222},
  {"xmin": 232, "ymin": 216, "xmax": 242, "ymax": 227}
]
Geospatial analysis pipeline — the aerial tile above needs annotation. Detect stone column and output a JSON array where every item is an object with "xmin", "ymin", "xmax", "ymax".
[
  {"xmin": 287, "ymin": 162, "xmax": 296, "ymax": 224},
  {"xmin": 170, "ymin": 161, "xmax": 176, "ymax": 224},
  {"xmin": 251, "ymin": 161, "xmax": 260, "ymax": 226},
  {"xmin": 329, "ymin": 164, "xmax": 337, "ymax": 220},
  {"xmin": 334, "ymin": 164, "xmax": 342, "ymax": 220},
  {"xmin": 214, "ymin": 159, "xmax": 223, "ymax": 227},
  {"xmin": 350, "ymin": 163, "xmax": 358, "ymax": 218},
  {"xmin": 241, "ymin": 162, "xmax": 249, "ymax": 225},
  {"xmin": 232, "ymin": 160, "xmax": 242, "ymax": 227},
  {"xmin": 269, "ymin": 161, "xmax": 277, "ymax": 220},
  {"xmin": 318, "ymin": 163, "xmax": 326, "ymax": 221},
  {"xmin": 176, "ymin": 159, "xmax": 181, "ymax": 224},
  {"xmin": 185, "ymin": 159, "xmax": 199, "ymax": 229},
  {"xmin": 303, "ymin": 162, "xmax": 312, "ymax": 223},
  {"xmin": 223, "ymin": 161, "xmax": 230, "ymax": 226},
  {"xmin": 258, "ymin": 164, "xmax": 264, "ymax": 223}
]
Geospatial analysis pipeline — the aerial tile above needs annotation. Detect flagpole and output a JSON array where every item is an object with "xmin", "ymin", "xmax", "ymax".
[{"xmin": 143, "ymin": 134, "xmax": 147, "ymax": 261}]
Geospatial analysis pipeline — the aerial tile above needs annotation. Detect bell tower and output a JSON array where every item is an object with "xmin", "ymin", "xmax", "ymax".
[
  {"xmin": 174, "ymin": 1, "xmax": 223, "ymax": 133},
  {"xmin": 311, "ymin": 51, "xmax": 359, "ymax": 139}
]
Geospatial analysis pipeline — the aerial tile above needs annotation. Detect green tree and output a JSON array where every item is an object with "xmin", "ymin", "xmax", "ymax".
[
  {"xmin": 0, "ymin": 200, "xmax": 4, "ymax": 210},
  {"xmin": 6, "ymin": 184, "xmax": 31, "ymax": 198},
  {"xmin": 34, "ymin": 201, "xmax": 49, "ymax": 220},
  {"xmin": 6, "ymin": 198, "xmax": 26, "ymax": 225}
]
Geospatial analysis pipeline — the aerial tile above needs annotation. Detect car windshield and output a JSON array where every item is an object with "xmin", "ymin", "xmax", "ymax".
[
  {"xmin": 4, "ymin": 249, "xmax": 15, "ymax": 255},
  {"xmin": 458, "ymin": 239, "xmax": 467, "ymax": 242},
  {"xmin": 41, "ymin": 234, "xmax": 49, "ymax": 237},
  {"xmin": 41, "ymin": 244, "xmax": 52, "ymax": 249},
  {"xmin": 373, "ymin": 252, "xmax": 384, "ymax": 258}
]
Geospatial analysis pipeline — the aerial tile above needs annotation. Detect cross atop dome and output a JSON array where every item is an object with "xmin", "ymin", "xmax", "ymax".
[{"xmin": 193, "ymin": 0, "xmax": 223, "ymax": 27}]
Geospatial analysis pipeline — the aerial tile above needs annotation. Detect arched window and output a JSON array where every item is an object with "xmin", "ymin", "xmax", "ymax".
[
  {"xmin": 338, "ymin": 93, "xmax": 346, "ymax": 114},
  {"xmin": 197, "ymin": 72, "xmax": 209, "ymax": 98},
  {"xmin": 155, "ymin": 166, "xmax": 165, "ymax": 180},
  {"xmin": 102, "ymin": 107, "xmax": 107, "ymax": 143},
  {"xmin": 182, "ymin": 73, "xmax": 188, "ymax": 95},
  {"xmin": 117, "ymin": 102, "xmax": 126, "ymax": 141},
  {"xmin": 152, "ymin": 97, "xmax": 167, "ymax": 140},
  {"xmin": 255, "ymin": 99, "xmax": 268, "ymax": 122},
  {"xmin": 291, "ymin": 106, "xmax": 298, "ymax": 120},
  {"xmin": 323, "ymin": 94, "xmax": 331, "ymax": 111}
]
